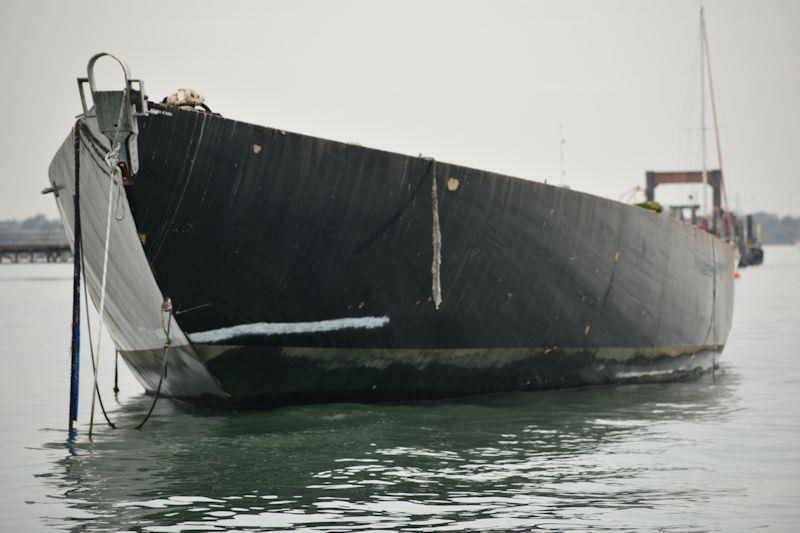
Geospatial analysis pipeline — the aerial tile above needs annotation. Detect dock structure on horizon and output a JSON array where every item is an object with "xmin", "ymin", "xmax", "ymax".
[{"xmin": 0, "ymin": 229, "xmax": 71, "ymax": 263}]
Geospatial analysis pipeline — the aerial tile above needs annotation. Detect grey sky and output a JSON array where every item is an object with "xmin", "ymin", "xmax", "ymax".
[{"xmin": 1, "ymin": 0, "xmax": 798, "ymax": 220}]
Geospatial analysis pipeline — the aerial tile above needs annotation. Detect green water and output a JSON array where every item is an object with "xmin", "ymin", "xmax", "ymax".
[{"xmin": 2, "ymin": 246, "xmax": 799, "ymax": 531}]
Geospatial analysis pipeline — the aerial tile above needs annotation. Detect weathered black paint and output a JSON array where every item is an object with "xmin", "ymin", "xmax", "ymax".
[
  {"xmin": 51, "ymin": 106, "xmax": 735, "ymax": 407},
  {"xmin": 129, "ymin": 109, "xmax": 734, "ymax": 348},
  {"xmin": 121, "ymin": 344, "xmax": 717, "ymax": 409}
]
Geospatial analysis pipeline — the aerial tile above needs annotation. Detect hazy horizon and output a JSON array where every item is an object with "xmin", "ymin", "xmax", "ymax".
[{"xmin": 1, "ymin": 0, "xmax": 798, "ymax": 219}]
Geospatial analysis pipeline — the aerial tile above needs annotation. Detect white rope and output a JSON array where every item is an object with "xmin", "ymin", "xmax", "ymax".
[
  {"xmin": 165, "ymin": 88, "xmax": 205, "ymax": 108},
  {"xmin": 88, "ymin": 162, "xmax": 117, "ymax": 437},
  {"xmin": 84, "ymin": 87, "xmax": 166, "ymax": 434},
  {"xmin": 88, "ymin": 89, "xmax": 127, "ymax": 437}
]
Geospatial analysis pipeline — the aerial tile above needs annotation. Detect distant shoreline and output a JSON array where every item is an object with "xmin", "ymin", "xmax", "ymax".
[{"xmin": 2, "ymin": 212, "xmax": 798, "ymax": 245}]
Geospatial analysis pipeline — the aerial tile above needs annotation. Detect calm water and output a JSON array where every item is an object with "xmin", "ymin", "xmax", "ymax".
[{"xmin": 1, "ymin": 246, "xmax": 799, "ymax": 531}]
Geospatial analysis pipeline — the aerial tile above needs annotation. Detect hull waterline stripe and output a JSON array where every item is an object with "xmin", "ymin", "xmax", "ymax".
[{"xmin": 188, "ymin": 316, "xmax": 391, "ymax": 344}]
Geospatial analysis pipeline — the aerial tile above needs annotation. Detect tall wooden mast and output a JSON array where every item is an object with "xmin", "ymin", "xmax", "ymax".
[{"xmin": 700, "ymin": 5, "xmax": 730, "ymax": 234}]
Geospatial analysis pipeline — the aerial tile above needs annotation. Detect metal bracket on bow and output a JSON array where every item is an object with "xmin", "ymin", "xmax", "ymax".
[{"xmin": 77, "ymin": 52, "xmax": 147, "ymax": 175}]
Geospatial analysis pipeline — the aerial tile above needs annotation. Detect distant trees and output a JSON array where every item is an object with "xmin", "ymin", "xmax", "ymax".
[
  {"xmin": 752, "ymin": 212, "xmax": 800, "ymax": 245},
  {"xmin": 0, "ymin": 214, "xmax": 63, "ymax": 233}
]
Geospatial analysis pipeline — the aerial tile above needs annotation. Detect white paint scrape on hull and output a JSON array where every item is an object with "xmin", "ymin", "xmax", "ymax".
[{"xmin": 188, "ymin": 316, "xmax": 391, "ymax": 344}]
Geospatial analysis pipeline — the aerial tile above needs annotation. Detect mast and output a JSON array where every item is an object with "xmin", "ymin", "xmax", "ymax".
[
  {"xmin": 700, "ymin": 6, "xmax": 708, "ymax": 223},
  {"xmin": 702, "ymin": 6, "xmax": 730, "ymax": 235}
]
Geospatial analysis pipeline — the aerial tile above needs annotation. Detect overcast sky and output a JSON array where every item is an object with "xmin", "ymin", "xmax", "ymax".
[{"xmin": 1, "ymin": 0, "xmax": 798, "ymax": 220}]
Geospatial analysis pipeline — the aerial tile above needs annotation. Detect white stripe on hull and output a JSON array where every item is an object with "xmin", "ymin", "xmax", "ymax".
[{"xmin": 188, "ymin": 316, "xmax": 390, "ymax": 344}]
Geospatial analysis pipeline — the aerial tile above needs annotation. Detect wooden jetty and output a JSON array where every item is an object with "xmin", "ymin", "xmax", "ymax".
[{"xmin": 0, "ymin": 229, "xmax": 71, "ymax": 263}]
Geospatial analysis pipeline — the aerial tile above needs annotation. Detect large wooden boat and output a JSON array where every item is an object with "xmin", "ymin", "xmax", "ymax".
[{"xmin": 47, "ymin": 53, "xmax": 735, "ymax": 408}]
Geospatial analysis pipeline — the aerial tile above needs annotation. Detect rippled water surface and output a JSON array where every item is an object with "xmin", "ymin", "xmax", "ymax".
[{"xmin": 2, "ymin": 246, "xmax": 799, "ymax": 531}]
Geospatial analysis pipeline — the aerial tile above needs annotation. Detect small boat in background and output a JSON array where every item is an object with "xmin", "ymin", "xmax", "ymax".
[{"xmin": 737, "ymin": 214, "xmax": 764, "ymax": 267}]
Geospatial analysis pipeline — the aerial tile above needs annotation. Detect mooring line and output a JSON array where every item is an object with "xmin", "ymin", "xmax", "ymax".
[
  {"xmin": 79, "ymin": 217, "xmax": 117, "ymax": 430},
  {"xmin": 71, "ymin": 117, "xmax": 171, "ymax": 436},
  {"xmin": 135, "ymin": 302, "xmax": 173, "ymax": 430},
  {"xmin": 88, "ymin": 145, "xmax": 118, "ymax": 438},
  {"xmin": 88, "ymin": 88, "xmax": 128, "ymax": 438},
  {"xmin": 113, "ymin": 349, "xmax": 120, "ymax": 395}
]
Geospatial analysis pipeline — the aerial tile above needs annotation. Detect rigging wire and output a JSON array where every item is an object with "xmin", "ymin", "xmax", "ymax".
[
  {"xmin": 702, "ymin": 12, "xmax": 730, "ymax": 212},
  {"xmin": 700, "ymin": 6, "xmax": 709, "ymax": 220},
  {"xmin": 678, "ymin": 26, "xmax": 703, "ymax": 205}
]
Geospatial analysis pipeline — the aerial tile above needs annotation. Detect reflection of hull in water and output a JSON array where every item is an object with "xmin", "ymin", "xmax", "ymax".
[
  {"xmin": 47, "ymin": 107, "xmax": 735, "ymax": 408},
  {"xmin": 41, "ymin": 371, "xmax": 737, "ymax": 530}
]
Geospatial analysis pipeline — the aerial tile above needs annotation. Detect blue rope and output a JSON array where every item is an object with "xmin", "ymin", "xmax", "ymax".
[
  {"xmin": 67, "ymin": 119, "xmax": 165, "ymax": 434},
  {"xmin": 68, "ymin": 121, "xmax": 82, "ymax": 438}
]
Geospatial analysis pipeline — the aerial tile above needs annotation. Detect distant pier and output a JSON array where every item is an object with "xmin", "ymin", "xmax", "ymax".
[{"xmin": 0, "ymin": 230, "xmax": 71, "ymax": 263}]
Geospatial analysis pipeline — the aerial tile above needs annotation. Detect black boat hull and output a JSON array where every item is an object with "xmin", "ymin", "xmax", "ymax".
[{"xmin": 48, "ymin": 108, "xmax": 735, "ymax": 408}]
